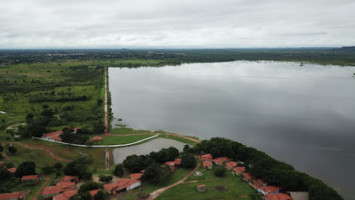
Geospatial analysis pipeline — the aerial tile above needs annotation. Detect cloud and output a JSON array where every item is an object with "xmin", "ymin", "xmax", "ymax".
[{"xmin": 0, "ymin": 0, "xmax": 354, "ymax": 48}]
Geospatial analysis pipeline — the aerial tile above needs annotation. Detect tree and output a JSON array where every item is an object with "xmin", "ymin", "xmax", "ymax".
[
  {"xmin": 181, "ymin": 154, "xmax": 196, "ymax": 169},
  {"xmin": 0, "ymin": 168, "xmax": 12, "ymax": 182},
  {"xmin": 16, "ymin": 161, "xmax": 36, "ymax": 177},
  {"xmin": 94, "ymin": 190, "xmax": 107, "ymax": 200},
  {"xmin": 63, "ymin": 158, "xmax": 91, "ymax": 179},
  {"xmin": 54, "ymin": 162, "xmax": 63, "ymax": 171},
  {"xmin": 0, "ymin": 146, "xmax": 3, "ymax": 152},
  {"xmin": 79, "ymin": 181, "xmax": 102, "ymax": 193},
  {"xmin": 123, "ymin": 155, "xmax": 149, "ymax": 173},
  {"xmin": 141, "ymin": 163, "xmax": 162, "ymax": 183},
  {"xmin": 213, "ymin": 166, "xmax": 226, "ymax": 177},
  {"xmin": 113, "ymin": 164, "xmax": 124, "ymax": 177},
  {"xmin": 6, "ymin": 145, "xmax": 17, "ymax": 155},
  {"xmin": 99, "ymin": 175, "xmax": 113, "ymax": 183}
]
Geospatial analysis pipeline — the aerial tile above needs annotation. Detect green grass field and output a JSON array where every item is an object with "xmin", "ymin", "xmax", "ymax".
[
  {"xmin": 156, "ymin": 163, "xmax": 260, "ymax": 200},
  {"xmin": 90, "ymin": 134, "xmax": 154, "ymax": 145}
]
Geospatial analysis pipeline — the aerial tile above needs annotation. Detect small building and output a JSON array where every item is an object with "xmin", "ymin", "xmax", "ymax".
[
  {"xmin": 103, "ymin": 183, "xmax": 118, "ymax": 195},
  {"xmin": 225, "ymin": 161, "xmax": 238, "ymax": 170},
  {"xmin": 21, "ymin": 175, "xmax": 40, "ymax": 184},
  {"xmin": 42, "ymin": 181, "xmax": 77, "ymax": 198},
  {"xmin": 213, "ymin": 157, "xmax": 229, "ymax": 166},
  {"xmin": 252, "ymin": 179, "xmax": 266, "ymax": 189},
  {"xmin": 8, "ymin": 168, "xmax": 17, "ymax": 173},
  {"xmin": 43, "ymin": 131, "xmax": 63, "ymax": 141},
  {"xmin": 0, "ymin": 192, "xmax": 25, "ymax": 200},
  {"xmin": 242, "ymin": 173, "xmax": 253, "ymax": 183},
  {"xmin": 104, "ymin": 178, "xmax": 141, "ymax": 195},
  {"xmin": 53, "ymin": 190, "xmax": 78, "ymax": 200},
  {"xmin": 265, "ymin": 193, "xmax": 293, "ymax": 200},
  {"xmin": 129, "ymin": 173, "xmax": 143, "ymax": 180},
  {"xmin": 202, "ymin": 161, "xmax": 213, "ymax": 169},
  {"xmin": 197, "ymin": 184, "xmax": 207, "ymax": 193},
  {"xmin": 201, "ymin": 154, "xmax": 213, "ymax": 162},
  {"xmin": 56, "ymin": 182, "xmax": 76, "ymax": 190},
  {"xmin": 60, "ymin": 176, "xmax": 79, "ymax": 183},
  {"xmin": 259, "ymin": 186, "xmax": 281, "ymax": 195},
  {"xmin": 233, "ymin": 166, "xmax": 246, "ymax": 175},
  {"xmin": 92, "ymin": 136, "xmax": 103, "ymax": 143}
]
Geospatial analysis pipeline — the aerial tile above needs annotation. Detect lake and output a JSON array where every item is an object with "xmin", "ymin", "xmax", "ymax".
[{"xmin": 109, "ymin": 61, "xmax": 355, "ymax": 199}]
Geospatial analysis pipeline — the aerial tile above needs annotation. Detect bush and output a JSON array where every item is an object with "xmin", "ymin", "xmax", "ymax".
[
  {"xmin": 99, "ymin": 175, "xmax": 113, "ymax": 183},
  {"xmin": 181, "ymin": 154, "xmax": 196, "ymax": 169},
  {"xmin": 16, "ymin": 161, "xmax": 36, "ymax": 177},
  {"xmin": 113, "ymin": 164, "xmax": 124, "ymax": 177},
  {"xmin": 213, "ymin": 166, "xmax": 226, "ymax": 177},
  {"xmin": 42, "ymin": 166, "xmax": 55, "ymax": 174},
  {"xmin": 6, "ymin": 145, "xmax": 17, "ymax": 155}
]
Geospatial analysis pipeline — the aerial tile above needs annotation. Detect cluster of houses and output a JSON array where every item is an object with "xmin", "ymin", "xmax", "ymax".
[
  {"xmin": 200, "ymin": 154, "xmax": 305, "ymax": 200},
  {"xmin": 0, "ymin": 173, "xmax": 42, "ymax": 200}
]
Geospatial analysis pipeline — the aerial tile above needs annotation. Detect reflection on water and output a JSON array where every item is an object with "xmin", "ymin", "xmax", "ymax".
[{"xmin": 109, "ymin": 61, "xmax": 355, "ymax": 199}]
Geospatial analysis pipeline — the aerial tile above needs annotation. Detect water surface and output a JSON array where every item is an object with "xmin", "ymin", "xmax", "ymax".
[{"xmin": 109, "ymin": 61, "xmax": 355, "ymax": 199}]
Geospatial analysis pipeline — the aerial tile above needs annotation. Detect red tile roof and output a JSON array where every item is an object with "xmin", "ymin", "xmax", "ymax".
[
  {"xmin": 8, "ymin": 168, "xmax": 16, "ymax": 173},
  {"xmin": 116, "ymin": 178, "xmax": 140, "ymax": 191},
  {"xmin": 201, "ymin": 154, "xmax": 213, "ymax": 161},
  {"xmin": 56, "ymin": 182, "xmax": 76, "ymax": 189},
  {"xmin": 260, "ymin": 186, "xmax": 282, "ymax": 193},
  {"xmin": 197, "ymin": 184, "xmax": 206, "ymax": 188},
  {"xmin": 252, "ymin": 179, "xmax": 265, "ymax": 188},
  {"xmin": 174, "ymin": 158, "xmax": 182, "ymax": 165},
  {"xmin": 265, "ymin": 193, "xmax": 293, "ymax": 200},
  {"xmin": 242, "ymin": 173, "xmax": 253, "ymax": 181},
  {"xmin": 53, "ymin": 190, "xmax": 78, "ymax": 200},
  {"xmin": 89, "ymin": 189, "xmax": 101, "ymax": 197},
  {"xmin": 203, "ymin": 161, "xmax": 213, "ymax": 168},
  {"xmin": 213, "ymin": 157, "xmax": 229, "ymax": 165},
  {"xmin": 21, "ymin": 175, "xmax": 39, "ymax": 181},
  {"xmin": 0, "ymin": 192, "xmax": 25, "ymax": 200},
  {"xmin": 43, "ymin": 186, "xmax": 63, "ymax": 196},
  {"xmin": 225, "ymin": 161, "xmax": 238, "ymax": 169},
  {"xmin": 60, "ymin": 176, "xmax": 78, "ymax": 182},
  {"xmin": 129, "ymin": 173, "xmax": 143, "ymax": 180},
  {"xmin": 103, "ymin": 183, "xmax": 118, "ymax": 193},
  {"xmin": 44, "ymin": 131, "xmax": 63, "ymax": 141},
  {"xmin": 233, "ymin": 166, "xmax": 246, "ymax": 174},
  {"xmin": 92, "ymin": 136, "xmax": 103, "ymax": 141}
]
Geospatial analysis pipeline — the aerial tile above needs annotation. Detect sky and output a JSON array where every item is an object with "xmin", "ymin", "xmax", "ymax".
[{"xmin": 0, "ymin": 0, "xmax": 354, "ymax": 48}]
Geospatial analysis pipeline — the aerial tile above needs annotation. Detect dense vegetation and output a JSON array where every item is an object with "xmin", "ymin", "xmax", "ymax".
[{"xmin": 191, "ymin": 137, "xmax": 343, "ymax": 200}]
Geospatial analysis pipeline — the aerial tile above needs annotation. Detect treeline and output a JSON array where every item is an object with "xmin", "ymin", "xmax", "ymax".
[
  {"xmin": 29, "ymin": 95, "xmax": 90, "ymax": 103},
  {"xmin": 190, "ymin": 137, "xmax": 343, "ymax": 200}
]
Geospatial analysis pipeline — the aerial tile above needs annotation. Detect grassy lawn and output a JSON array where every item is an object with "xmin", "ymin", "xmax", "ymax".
[
  {"xmin": 156, "ymin": 166, "xmax": 259, "ymax": 200},
  {"xmin": 110, "ymin": 127, "xmax": 153, "ymax": 135},
  {"xmin": 90, "ymin": 134, "xmax": 155, "ymax": 145},
  {"xmin": 159, "ymin": 134, "xmax": 199, "ymax": 146},
  {"xmin": 121, "ymin": 168, "xmax": 192, "ymax": 200}
]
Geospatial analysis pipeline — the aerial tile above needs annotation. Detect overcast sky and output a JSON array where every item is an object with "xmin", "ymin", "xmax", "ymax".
[{"xmin": 0, "ymin": 0, "xmax": 354, "ymax": 48}]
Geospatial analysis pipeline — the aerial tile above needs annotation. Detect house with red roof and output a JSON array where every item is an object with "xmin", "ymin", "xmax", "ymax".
[
  {"xmin": 42, "ymin": 181, "xmax": 76, "ymax": 198},
  {"xmin": 103, "ymin": 178, "xmax": 141, "ymax": 195},
  {"xmin": 225, "ymin": 161, "xmax": 238, "ymax": 170},
  {"xmin": 213, "ymin": 157, "xmax": 229, "ymax": 166},
  {"xmin": 129, "ymin": 173, "xmax": 143, "ymax": 180},
  {"xmin": 265, "ymin": 193, "xmax": 293, "ymax": 200},
  {"xmin": 21, "ymin": 175, "xmax": 41, "ymax": 184},
  {"xmin": 43, "ymin": 130, "xmax": 63, "ymax": 141},
  {"xmin": 0, "ymin": 192, "xmax": 26, "ymax": 200},
  {"xmin": 258, "ymin": 186, "xmax": 281, "ymax": 195},
  {"xmin": 242, "ymin": 173, "xmax": 253, "ymax": 183},
  {"xmin": 197, "ymin": 184, "xmax": 206, "ymax": 193},
  {"xmin": 8, "ymin": 168, "xmax": 16, "ymax": 173},
  {"xmin": 201, "ymin": 154, "xmax": 213, "ymax": 162},
  {"xmin": 202, "ymin": 161, "xmax": 213, "ymax": 169},
  {"xmin": 252, "ymin": 179, "xmax": 266, "ymax": 189},
  {"xmin": 232, "ymin": 166, "xmax": 246, "ymax": 175},
  {"xmin": 53, "ymin": 190, "xmax": 78, "ymax": 200},
  {"xmin": 60, "ymin": 176, "xmax": 79, "ymax": 183}
]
